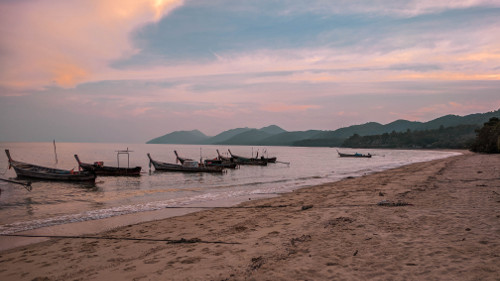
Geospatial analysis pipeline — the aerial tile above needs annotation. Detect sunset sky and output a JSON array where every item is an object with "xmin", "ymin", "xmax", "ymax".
[{"xmin": 1, "ymin": 0, "xmax": 499, "ymax": 142}]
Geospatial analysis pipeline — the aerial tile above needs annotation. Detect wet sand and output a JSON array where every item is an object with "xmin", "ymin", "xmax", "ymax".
[{"xmin": 1, "ymin": 152, "xmax": 499, "ymax": 280}]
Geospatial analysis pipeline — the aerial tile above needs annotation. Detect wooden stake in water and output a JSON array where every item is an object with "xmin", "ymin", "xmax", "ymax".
[{"xmin": 53, "ymin": 140, "xmax": 58, "ymax": 165}]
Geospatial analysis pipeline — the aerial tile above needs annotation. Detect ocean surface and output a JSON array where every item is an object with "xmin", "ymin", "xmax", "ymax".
[{"xmin": 0, "ymin": 142, "xmax": 461, "ymax": 237}]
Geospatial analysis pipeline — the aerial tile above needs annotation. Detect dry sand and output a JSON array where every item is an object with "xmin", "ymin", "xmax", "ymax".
[{"xmin": 1, "ymin": 152, "xmax": 499, "ymax": 281}]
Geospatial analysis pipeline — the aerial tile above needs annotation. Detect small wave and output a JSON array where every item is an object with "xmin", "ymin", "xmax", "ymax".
[
  {"xmin": 209, "ymin": 178, "xmax": 294, "ymax": 189},
  {"xmin": 0, "ymin": 188, "xmax": 270, "ymax": 234},
  {"xmin": 296, "ymin": 175, "xmax": 323, "ymax": 180}
]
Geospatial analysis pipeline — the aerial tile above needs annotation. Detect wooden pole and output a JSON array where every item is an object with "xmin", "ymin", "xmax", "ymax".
[{"xmin": 53, "ymin": 140, "xmax": 58, "ymax": 165}]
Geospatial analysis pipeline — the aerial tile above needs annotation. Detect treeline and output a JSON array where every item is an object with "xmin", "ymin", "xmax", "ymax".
[
  {"xmin": 342, "ymin": 124, "xmax": 478, "ymax": 149},
  {"xmin": 470, "ymin": 117, "xmax": 500, "ymax": 153},
  {"xmin": 293, "ymin": 138, "xmax": 345, "ymax": 147}
]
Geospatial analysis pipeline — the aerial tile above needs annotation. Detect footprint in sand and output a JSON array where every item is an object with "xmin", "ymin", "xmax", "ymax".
[{"xmin": 123, "ymin": 265, "xmax": 136, "ymax": 272}]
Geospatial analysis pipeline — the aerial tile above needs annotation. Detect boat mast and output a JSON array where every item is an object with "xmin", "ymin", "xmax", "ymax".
[{"xmin": 116, "ymin": 148, "xmax": 132, "ymax": 168}]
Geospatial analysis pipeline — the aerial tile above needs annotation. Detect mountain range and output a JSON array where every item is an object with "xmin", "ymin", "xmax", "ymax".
[{"xmin": 146, "ymin": 109, "xmax": 500, "ymax": 146}]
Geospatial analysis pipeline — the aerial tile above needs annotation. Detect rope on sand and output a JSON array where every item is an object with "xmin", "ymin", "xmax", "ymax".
[
  {"xmin": 0, "ymin": 234, "xmax": 241, "ymax": 245},
  {"xmin": 164, "ymin": 205, "xmax": 290, "ymax": 209},
  {"xmin": 163, "ymin": 203, "xmax": 413, "ymax": 209}
]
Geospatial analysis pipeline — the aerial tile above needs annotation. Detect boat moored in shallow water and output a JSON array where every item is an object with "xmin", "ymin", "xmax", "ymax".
[
  {"xmin": 175, "ymin": 150, "xmax": 238, "ymax": 169},
  {"xmin": 5, "ymin": 149, "xmax": 96, "ymax": 182},
  {"xmin": 228, "ymin": 149, "xmax": 268, "ymax": 166},
  {"xmin": 337, "ymin": 150, "xmax": 372, "ymax": 158},
  {"xmin": 74, "ymin": 153, "xmax": 142, "ymax": 176},
  {"xmin": 147, "ymin": 153, "xmax": 224, "ymax": 173}
]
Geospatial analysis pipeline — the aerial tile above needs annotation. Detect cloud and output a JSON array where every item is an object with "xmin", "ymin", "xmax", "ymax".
[
  {"xmin": 0, "ymin": 0, "xmax": 184, "ymax": 90},
  {"xmin": 192, "ymin": 108, "xmax": 238, "ymax": 118},
  {"xmin": 50, "ymin": 61, "xmax": 90, "ymax": 87},
  {"xmin": 337, "ymin": 111, "xmax": 360, "ymax": 117},
  {"xmin": 131, "ymin": 107, "xmax": 154, "ymax": 116},
  {"xmin": 106, "ymin": 1, "xmax": 500, "ymax": 84},
  {"xmin": 2, "ymin": 0, "xmax": 499, "ymax": 93},
  {"xmin": 1, "ymin": 0, "xmax": 500, "ymax": 142},
  {"xmin": 389, "ymin": 100, "xmax": 497, "ymax": 122},
  {"xmin": 260, "ymin": 103, "xmax": 321, "ymax": 113},
  {"xmin": 278, "ymin": 0, "xmax": 500, "ymax": 17}
]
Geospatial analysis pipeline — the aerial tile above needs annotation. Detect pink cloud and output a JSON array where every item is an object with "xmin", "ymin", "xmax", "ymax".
[
  {"xmin": 306, "ymin": 0, "xmax": 500, "ymax": 17},
  {"xmin": 193, "ymin": 108, "xmax": 237, "ymax": 118},
  {"xmin": 0, "ymin": 0, "xmax": 184, "ymax": 90},
  {"xmin": 50, "ymin": 61, "xmax": 90, "ymax": 87},
  {"xmin": 131, "ymin": 107, "xmax": 154, "ymax": 116},
  {"xmin": 337, "ymin": 111, "xmax": 360, "ymax": 117},
  {"xmin": 260, "ymin": 103, "xmax": 321, "ymax": 113},
  {"xmin": 390, "ymin": 102, "xmax": 496, "ymax": 122}
]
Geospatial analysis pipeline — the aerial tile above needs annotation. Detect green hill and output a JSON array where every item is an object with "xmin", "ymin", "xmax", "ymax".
[
  {"xmin": 204, "ymin": 127, "xmax": 252, "ymax": 144},
  {"xmin": 342, "ymin": 124, "xmax": 478, "ymax": 149},
  {"xmin": 313, "ymin": 122, "xmax": 385, "ymax": 139},
  {"xmin": 259, "ymin": 125, "xmax": 287, "ymax": 135},
  {"xmin": 146, "ymin": 130, "xmax": 209, "ymax": 144},
  {"xmin": 259, "ymin": 130, "xmax": 323, "ymax": 146},
  {"xmin": 145, "ymin": 109, "xmax": 500, "ymax": 147},
  {"xmin": 219, "ymin": 129, "xmax": 273, "ymax": 145}
]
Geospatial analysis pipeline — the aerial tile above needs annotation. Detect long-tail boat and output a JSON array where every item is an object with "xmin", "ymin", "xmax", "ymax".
[
  {"xmin": 74, "ymin": 152, "xmax": 142, "ymax": 176},
  {"xmin": 5, "ymin": 149, "xmax": 96, "ymax": 182},
  {"xmin": 203, "ymin": 158, "xmax": 238, "ymax": 169},
  {"xmin": 175, "ymin": 150, "xmax": 238, "ymax": 169},
  {"xmin": 204, "ymin": 150, "xmax": 238, "ymax": 168},
  {"xmin": 255, "ymin": 150, "xmax": 277, "ymax": 163},
  {"xmin": 337, "ymin": 150, "xmax": 372, "ymax": 158},
  {"xmin": 173, "ymin": 150, "xmax": 193, "ymax": 165},
  {"xmin": 147, "ymin": 153, "xmax": 224, "ymax": 173},
  {"xmin": 227, "ymin": 149, "xmax": 268, "ymax": 166},
  {"xmin": 216, "ymin": 149, "xmax": 233, "ymax": 162}
]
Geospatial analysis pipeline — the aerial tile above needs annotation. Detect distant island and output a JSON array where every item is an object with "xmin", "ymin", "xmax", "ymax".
[{"xmin": 146, "ymin": 109, "xmax": 500, "ymax": 149}]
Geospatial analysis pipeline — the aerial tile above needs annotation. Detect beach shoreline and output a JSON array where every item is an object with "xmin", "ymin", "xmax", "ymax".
[
  {"xmin": 1, "ymin": 152, "xmax": 499, "ymax": 280},
  {"xmin": 0, "ymin": 192, "xmax": 279, "ymax": 252}
]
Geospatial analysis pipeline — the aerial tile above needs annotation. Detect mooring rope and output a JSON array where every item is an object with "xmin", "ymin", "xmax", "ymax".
[
  {"xmin": 162, "ymin": 203, "xmax": 408, "ymax": 209},
  {"xmin": 0, "ymin": 234, "xmax": 240, "ymax": 244},
  {"xmin": 0, "ymin": 177, "xmax": 32, "ymax": 191},
  {"xmin": 164, "ymin": 205, "xmax": 291, "ymax": 209}
]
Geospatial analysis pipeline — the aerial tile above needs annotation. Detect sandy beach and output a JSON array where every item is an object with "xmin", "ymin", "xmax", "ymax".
[{"xmin": 1, "ymin": 152, "xmax": 499, "ymax": 281}]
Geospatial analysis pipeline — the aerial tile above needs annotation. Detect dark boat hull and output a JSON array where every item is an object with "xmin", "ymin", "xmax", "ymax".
[
  {"xmin": 12, "ymin": 165, "xmax": 96, "ymax": 181},
  {"xmin": 338, "ymin": 152, "xmax": 372, "ymax": 158},
  {"xmin": 234, "ymin": 159, "xmax": 268, "ymax": 166},
  {"xmin": 262, "ymin": 157, "xmax": 277, "ymax": 163},
  {"xmin": 6, "ymin": 150, "xmax": 96, "ymax": 182},
  {"xmin": 175, "ymin": 151, "xmax": 237, "ymax": 169},
  {"xmin": 79, "ymin": 163, "xmax": 142, "ymax": 176},
  {"xmin": 147, "ymin": 153, "xmax": 224, "ymax": 173},
  {"xmin": 75, "ymin": 155, "xmax": 142, "ymax": 176},
  {"xmin": 227, "ymin": 149, "xmax": 268, "ymax": 166},
  {"xmin": 203, "ymin": 159, "xmax": 238, "ymax": 169},
  {"xmin": 74, "ymin": 154, "xmax": 141, "ymax": 176}
]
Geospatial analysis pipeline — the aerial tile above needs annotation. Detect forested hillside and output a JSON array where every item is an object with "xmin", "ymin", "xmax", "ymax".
[{"xmin": 342, "ymin": 125, "xmax": 478, "ymax": 149}]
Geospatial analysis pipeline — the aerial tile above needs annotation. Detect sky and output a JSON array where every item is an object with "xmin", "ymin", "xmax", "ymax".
[{"xmin": 0, "ymin": 0, "xmax": 499, "ymax": 143}]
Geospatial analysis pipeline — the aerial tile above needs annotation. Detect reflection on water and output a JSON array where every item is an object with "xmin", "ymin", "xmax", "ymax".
[
  {"xmin": 0, "ymin": 142, "xmax": 461, "ymax": 234},
  {"xmin": 24, "ymin": 197, "xmax": 34, "ymax": 216}
]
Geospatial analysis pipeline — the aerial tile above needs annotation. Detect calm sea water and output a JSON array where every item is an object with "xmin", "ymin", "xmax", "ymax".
[{"xmin": 0, "ymin": 142, "xmax": 461, "ymax": 235}]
